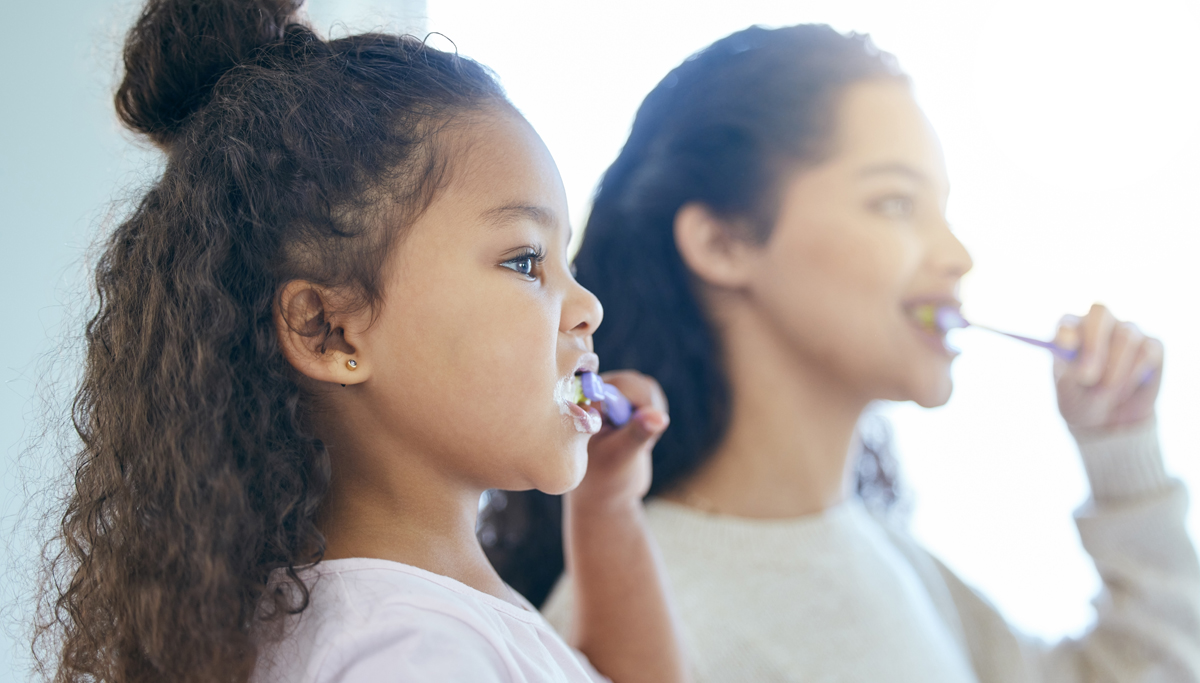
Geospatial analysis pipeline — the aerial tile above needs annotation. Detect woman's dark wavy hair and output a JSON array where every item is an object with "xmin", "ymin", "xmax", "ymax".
[
  {"xmin": 34, "ymin": 1, "xmax": 503, "ymax": 681},
  {"xmin": 483, "ymin": 24, "xmax": 908, "ymax": 607}
]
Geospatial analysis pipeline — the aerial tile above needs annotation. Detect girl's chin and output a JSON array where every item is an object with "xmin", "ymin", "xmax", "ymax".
[{"xmin": 532, "ymin": 447, "xmax": 589, "ymax": 496}]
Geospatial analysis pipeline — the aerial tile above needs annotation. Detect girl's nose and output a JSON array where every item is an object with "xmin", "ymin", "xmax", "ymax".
[{"xmin": 562, "ymin": 273, "xmax": 604, "ymax": 337}]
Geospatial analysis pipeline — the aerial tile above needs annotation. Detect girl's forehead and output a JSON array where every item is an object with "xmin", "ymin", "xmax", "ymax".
[
  {"xmin": 433, "ymin": 107, "xmax": 569, "ymax": 223},
  {"xmin": 394, "ymin": 109, "xmax": 571, "ymax": 249}
]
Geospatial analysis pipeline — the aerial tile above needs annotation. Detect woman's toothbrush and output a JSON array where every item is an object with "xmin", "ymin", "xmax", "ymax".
[
  {"xmin": 572, "ymin": 372, "xmax": 633, "ymax": 427},
  {"xmin": 913, "ymin": 304, "xmax": 1078, "ymax": 361}
]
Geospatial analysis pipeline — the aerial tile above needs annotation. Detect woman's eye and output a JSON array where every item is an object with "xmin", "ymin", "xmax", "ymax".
[{"xmin": 874, "ymin": 196, "xmax": 914, "ymax": 219}]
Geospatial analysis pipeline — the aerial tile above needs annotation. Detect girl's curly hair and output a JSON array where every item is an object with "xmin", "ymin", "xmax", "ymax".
[{"xmin": 33, "ymin": 2, "xmax": 503, "ymax": 681}]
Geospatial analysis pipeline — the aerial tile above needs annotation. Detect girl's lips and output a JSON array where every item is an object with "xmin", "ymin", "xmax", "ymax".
[
  {"xmin": 573, "ymin": 352, "xmax": 600, "ymax": 375},
  {"xmin": 555, "ymin": 374, "xmax": 602, "ymax": 434},
  {"xmin": 566, "ymin": 402, "xmax": 602, "ymax": 434},
  {"xmin": 565, "ymin": 400, "xmax": 589, "ymax": 419}
]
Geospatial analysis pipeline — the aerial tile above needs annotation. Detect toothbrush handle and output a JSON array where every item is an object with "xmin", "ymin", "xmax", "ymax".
[
  {"xmin": 578, "ymin": 372, "xmax": 634, "ymax": 426},
  {"xmin": 972, "ymin": 322, "xmax": 1154, "ymax": 385},
  {"xmin": 996, "ymin": 331, "xmax": 1078, "ymax": 361},
  {"xmin": 601, "ymin": 384, "xmax": 633, "ymax": 427}
]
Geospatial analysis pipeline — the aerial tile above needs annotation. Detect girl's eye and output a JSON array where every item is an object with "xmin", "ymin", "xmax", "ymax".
[
  {"xmin": 501, "ymin": 249, "xmax": 545, "ymax": 278},
  {"xmin": 508, "ymin": 257, "xmax": 535, "ymax": 276},
  {"xmin": 873, "ymin": 196, "xmax": 914, "ymax": 219}
]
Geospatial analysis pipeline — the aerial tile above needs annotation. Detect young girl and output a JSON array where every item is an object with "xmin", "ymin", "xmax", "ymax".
[
  {"xmin": 35, "ymin": 1, "xmax": 688, "ymax": 681},
  {"xmin": 487, "ymin": 25, "xmax": 1200, "ymax": 681}
]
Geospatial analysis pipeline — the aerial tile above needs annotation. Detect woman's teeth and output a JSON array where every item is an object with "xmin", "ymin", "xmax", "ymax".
[{"xmin": 907, "ymin": 303, "xmax": 968, "ymax": 335}]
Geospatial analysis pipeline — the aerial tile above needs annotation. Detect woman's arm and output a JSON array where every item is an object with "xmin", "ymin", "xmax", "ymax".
[
  {"xmin": 564, "ymin": 370, "xmax": 690, "ymax": 683},
  {"xmin": 1060, "ymin": 421, "xmax": 1200, "ymax": 680},
  {"xmin": 932, "ymin": 421, "xmax": 1200, "ymax": 682},
  {"xmin": 1049, "ymin": 305, "xmax": 1200, "ymax": 679},
  {"xmin": 948, "ymin": 305, "xmax": 1200, "ymax": 681}
]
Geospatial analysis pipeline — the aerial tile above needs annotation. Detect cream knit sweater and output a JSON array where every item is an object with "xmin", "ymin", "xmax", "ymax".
[{"xmin": 542, "ymin": 421, "xmax": 1200, "ymax": 682}]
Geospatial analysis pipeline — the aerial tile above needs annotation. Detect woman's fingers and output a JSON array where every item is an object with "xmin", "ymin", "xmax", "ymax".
[
  {"xmin": 1101, "ymin": 322, "xmax": 1142, "ymax": 390},
  {"xmin": 1117, "ymin": 336, "xmax": 1164, "ymax": 402},
  {"xmin": 1053, "ymin": 314, "xmax": 1083, "ymax": 381},
  {"xmin": 1054, "ymin": 303, "xmax": 1163, "ymax": 430},
  {"xmin": 1075, "ymin": 303, "xmax": 1116, "ymax": 387}
]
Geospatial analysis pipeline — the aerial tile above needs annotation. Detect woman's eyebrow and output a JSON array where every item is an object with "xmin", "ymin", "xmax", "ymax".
[
  {"xmin": 480, "ymin": 203, "xmax": 560, "ymax": 232},
  {"xmin": 857, "ymin": 163, "xmax": 926, "ymax": 181}
]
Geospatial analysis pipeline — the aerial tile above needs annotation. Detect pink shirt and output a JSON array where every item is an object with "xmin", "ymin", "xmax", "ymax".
[{"xmin": 251, "ymin": 558, "xmax": 608, "ymax": 683}]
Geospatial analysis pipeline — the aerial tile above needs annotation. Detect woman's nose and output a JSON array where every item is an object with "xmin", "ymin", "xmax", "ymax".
[{"xmin": 932, "ymin": 220, "xmax": 973, "ymax": 280}]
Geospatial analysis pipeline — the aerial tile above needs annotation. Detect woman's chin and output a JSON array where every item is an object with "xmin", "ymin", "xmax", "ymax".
[{"xmin": 912, "ymin": 375, "xmax": 954, "ymax": 408}]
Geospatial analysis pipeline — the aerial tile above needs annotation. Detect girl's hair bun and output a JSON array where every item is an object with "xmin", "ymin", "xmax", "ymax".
[{"xmin": 115, "ymin": 0, "xmax": 304, "ymax": 145}]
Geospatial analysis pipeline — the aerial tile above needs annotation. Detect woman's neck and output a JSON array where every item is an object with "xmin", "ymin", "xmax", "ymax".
[{"xmin": 663, "ymin": 302, "xmax": 868, "ymax": 519}]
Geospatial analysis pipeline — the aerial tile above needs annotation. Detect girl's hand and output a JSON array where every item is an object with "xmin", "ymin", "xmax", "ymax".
[
  {"xmin": 1053, "ymin": 303, "xmax": 1163, "ymax": 431},
  {"xmin": 569, "ymin": 370, "xmax": 669, "ymax": 513},
  {"xmin": 562, "ymin": 371, "xmax": 688, "ymax": 683}
]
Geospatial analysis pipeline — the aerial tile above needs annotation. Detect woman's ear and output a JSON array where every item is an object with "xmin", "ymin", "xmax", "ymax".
[
  {"xmin": 673, "ymin": 202, "xmax": 762, "ymax": 289},
  {"xmin": 275, "ymin": 281, "xmax": 371, "ymax": 386}
]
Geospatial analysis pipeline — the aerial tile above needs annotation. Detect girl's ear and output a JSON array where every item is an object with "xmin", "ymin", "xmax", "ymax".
[
  {"xmin": 275, "ymin": 281, "xmax": 372, "ymax": 386},
  {"xmin": 673, "ymin": 202, "xmax": 762, "ymax": 289}
]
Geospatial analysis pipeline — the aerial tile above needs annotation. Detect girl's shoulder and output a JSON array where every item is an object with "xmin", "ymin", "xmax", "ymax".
[{"xmin": 252, "ymin": 558, "xmax": 606, "ymax": 683}]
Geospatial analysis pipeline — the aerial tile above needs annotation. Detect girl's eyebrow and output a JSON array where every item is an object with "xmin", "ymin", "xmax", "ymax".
[{"xmin": 481, "ymin": 203, "xmax": 562, "ymax": 233}]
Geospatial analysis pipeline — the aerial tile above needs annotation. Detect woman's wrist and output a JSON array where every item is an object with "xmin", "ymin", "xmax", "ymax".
[{"xmin": 1071, "ymin": 417, "xmax": 1171, "ymax": 502}]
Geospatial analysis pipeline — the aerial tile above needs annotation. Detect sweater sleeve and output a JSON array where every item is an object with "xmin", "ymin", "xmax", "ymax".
[{"xmin": 942, "ymin": 420, "xmax": 1200, "ymax": 682}]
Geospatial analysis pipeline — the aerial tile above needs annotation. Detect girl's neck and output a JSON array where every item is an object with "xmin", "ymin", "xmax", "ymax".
[
  {"xmin": 316, "ymin": 420, "xmax": 518, "ymax": 604},
  {"xmin": 663, "ymin": 302, "xmax": 868, "ymax": 519}
]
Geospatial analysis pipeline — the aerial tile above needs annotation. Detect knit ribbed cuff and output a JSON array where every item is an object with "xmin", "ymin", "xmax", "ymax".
[{"xmin": 1071, "ymin": 419, "xmax": 1171, "ymax": 502}]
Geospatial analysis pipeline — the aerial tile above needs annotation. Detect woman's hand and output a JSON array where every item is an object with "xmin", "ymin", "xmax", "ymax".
[
  {"xmin": 569, "ymin": 370, "xmax": 669, "ymax": 513},
  {"xmin": 1054, "ymin": 303, "xmax": 1163, "ymax": 431}
]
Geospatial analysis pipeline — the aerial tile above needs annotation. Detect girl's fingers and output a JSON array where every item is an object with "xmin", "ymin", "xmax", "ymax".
[
  {"xmin": 1075, "ymin": 304, "xmax": 1116, "ymax": 387},
  {"xmin": 589, "ymin": 370, "xmax": 670, "ymax": 466},
  {"xmin": 594, "ymin": 406, "xmax": 670, "ymax": 462},
  {"xmin": 600, "ymin": 370, "xmax": 669, "ymax": 415}
]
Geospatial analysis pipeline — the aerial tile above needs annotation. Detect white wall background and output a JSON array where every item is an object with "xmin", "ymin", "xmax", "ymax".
[{"xmin": 1, "ymin": 0, "xmax": 1196, "ymax": 680}]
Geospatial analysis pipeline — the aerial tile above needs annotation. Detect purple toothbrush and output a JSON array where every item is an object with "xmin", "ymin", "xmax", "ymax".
[
  {"xmin": 917, "ymin": 304, "xmax": 1157, "ymax": 384},
  {"xmin": 917, "ymin": 305, "xmax": 1078, "ymax": 361},
  {"xmin": 575, "ymin": 372, "xmax": 633, "ymax": 427}
]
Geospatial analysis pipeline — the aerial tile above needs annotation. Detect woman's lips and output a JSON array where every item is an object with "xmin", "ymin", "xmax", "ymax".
[
  {"xmin": 907, "ymin": 317, "xmax": 960, "ymax": 356},
  {"xmin": 902, "ymin": 298, "xmax": 962, "ymax": 357}
]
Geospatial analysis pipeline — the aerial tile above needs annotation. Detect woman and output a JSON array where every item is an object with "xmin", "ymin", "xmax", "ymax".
[{"xmin": 485, "ymin": 24, "xmax": 1199, "ymax": 682}]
